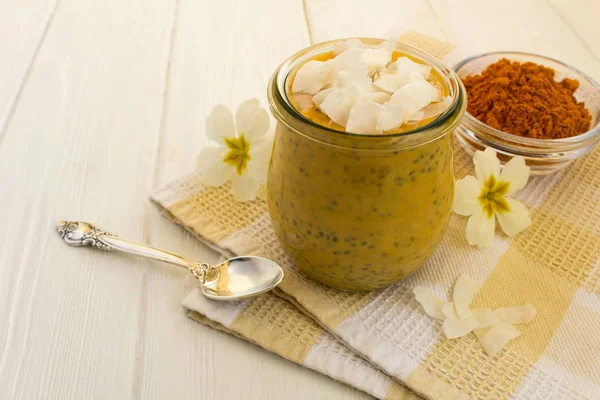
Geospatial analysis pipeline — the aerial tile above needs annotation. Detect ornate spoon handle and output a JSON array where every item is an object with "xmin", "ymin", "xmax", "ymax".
[{"xmin": 56, "ymin": 220, "xmax": 214, "ymax": 281}]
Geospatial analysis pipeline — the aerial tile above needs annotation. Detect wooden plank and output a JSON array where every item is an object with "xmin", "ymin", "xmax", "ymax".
[
  {"xmin": 302, "ymin": 0, "xmax": 446, "ymax": 43},
  {"xmin": 429, "ymin": 0, "xmax": 600, "ymax": 81},
  {"xmin": 547, "ymin": 0, "xmax": 600, "ymax": 61},
  {"xmin": 147, "ymin": 0, "xmax": 368, "ymax": 398},
  {"xmin": 0, "ymin": 0, "xmax": 175, "ymax": 398},
  {"xmin": 0, "ymin": 0, "xmax": 58, "ymax": 138}
]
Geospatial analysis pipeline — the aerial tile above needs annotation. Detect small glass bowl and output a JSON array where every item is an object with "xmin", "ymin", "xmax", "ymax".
[{"xmin": 454, "ymin": 51, "xmax": 600, "ymax": 175}]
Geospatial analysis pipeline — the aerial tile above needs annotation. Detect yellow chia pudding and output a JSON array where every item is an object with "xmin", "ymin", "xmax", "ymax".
[{"xmin": 267, "ymin": 38, "xmax": 466, "ymax": 290}]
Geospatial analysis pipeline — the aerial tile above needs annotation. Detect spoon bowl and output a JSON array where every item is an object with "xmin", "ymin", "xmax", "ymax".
[{"xmin": 202, "ymin": 256, "xmax": 284, "ymax": 300}]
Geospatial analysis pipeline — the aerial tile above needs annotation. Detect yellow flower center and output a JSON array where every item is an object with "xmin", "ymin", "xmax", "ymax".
[
  {"xmin": 478, "ymin": 175, "xmax": 511, "ymax": 219},
  {"xmin": 223, "ymin": 134, "xmax": 251, "ymax": 175}
]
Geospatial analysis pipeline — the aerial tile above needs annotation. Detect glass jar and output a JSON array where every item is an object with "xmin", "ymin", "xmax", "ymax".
[{"xmin": 267, "ymin": 38, "xmax": 467, "ymax": 290}]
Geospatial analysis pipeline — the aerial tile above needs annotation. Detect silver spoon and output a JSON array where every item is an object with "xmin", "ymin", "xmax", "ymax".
[{"xmin": 56, "ymin": 220, "xmax": 284, "ymax": 301}]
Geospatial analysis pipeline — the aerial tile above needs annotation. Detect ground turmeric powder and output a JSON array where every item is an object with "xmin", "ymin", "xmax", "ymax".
[{"xmin": 462, "ymin": 59, "xmax": 591, "ymax": 139}]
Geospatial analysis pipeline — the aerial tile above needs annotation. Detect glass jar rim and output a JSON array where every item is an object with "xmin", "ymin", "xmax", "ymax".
[{"xmin": 267, "ymin": 38, "xmax": 467, "ymax": 150}]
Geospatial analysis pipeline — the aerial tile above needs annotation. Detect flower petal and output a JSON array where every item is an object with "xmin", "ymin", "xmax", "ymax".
[
  {"xmin": 235, "ymin": 99, "xmax": 270, "ymax": 142},
  {"xmin": 231, "ymin": 173, "xmax": 260, "ymax": 202},
  {"xmin": 496, "ymin": 198, "xmax": 531, "ymax": 237},
  {"xmin": 206, "ymin": 104, "xmax": 235, "ymax": 143},
  {"xmin": 500, "ymin": 156, "xmax": 530, "ymax": 195},
  {"xmin": 474, "ymin": 148, "xmax": 501, "ymax": 183},
  {"xmin": 453, "ymin": 175, "xmax": 482, "ymax": 216},
  {"xmin": 466, "ymin": 209, "xmax": 495, "ymax": 249},
  {"xmin": 197, "ymin": 146, "xmax": 232, "ymax": 186},
  {"xmin": 235, "ymin": 99, "xmax": 259, "ymax": 126},
  {"xmin": 245, "ymin": 138, "xmax": 273, "ymax": 184}
]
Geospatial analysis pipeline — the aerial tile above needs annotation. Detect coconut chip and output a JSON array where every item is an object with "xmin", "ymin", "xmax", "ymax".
[
  {"xmin": 443, "ymin": 315, "xmax": 480, "ymax": 339},
  {"xmin": 312, "ymin": 88, "xmax": 336, "ymax": 107},
  {"xmin": 477, "ymin": 322, "xmax": 521, "ymax": 357},
  {"xmin": 453, "ymin": 274, "xmax": 481, "ymax": 319},
  {"xmin": 413, "ymin": 274, "xmax": 537, "ymax": 357},
  {"xmin": 363, "ymin": 91, "xmax": 391, "ymax": 105},
  {"xmin": 494, "ymin": 304, "xmax": 536, "ymax": 324},
  {"xmin": 333, "ymin": 38, "xmax": 364, "ymax": 56},
  {"xmin": 337, "ymin": 62, "xmax": 369, "ymax": 84},
  {"xmin": 405, "ymin": 110, "xmax": 424, "ymax": 124},
  {"xmin": 332, "ymin": 48, "xmax": 365, "ymax": 70},
  {"xmin": 442, "ymin": 304, "xmax": 490, "ymax": 339},
  {"xmin": 390, "ymin": 80, "xmax": 439, "ymax": 119},
  {"xmin": 422, "ymin": 96, "xmax": 453, "ymax": 120},
  {"xmin": 377, "ymin": 39, "xmax": 395, "ymax": 52},
  {"xmin": 338, "ymin": 69, "xmax": 372, "ymax": 92},
  {"xmin": 292, "ymin": 94, "xmax": 314, "ymax": 112},
  {"xmin": 319, "ymin": 87, "xmax": 358, "ymax": 126},
  {"xmin": 293, "ymin": 40, "xmax": 443, "ymax": 130},
  {"xmin": 413, "ymin": 286, "xmax": 447, "ymax": 320},
  {"xmin": 393, "ymin": 57, "xmax": 431, "ymax": 79},
  {"xmin": 471, "ymin": 308, "xmax": 499, "ymax": 329},
  {"xmin": 373, "ymin": 71, "xmax": 425, "ymax": 94},
  {"xmin": 360, "ymin": 48, "xmax": 392, "ymax": 69},
  {"xmin": 346, "ymin": 101, "xmax": 382, "ymax": 134},
  {"xmin": 292, "ymin": 60, "xmax": 333, "ymax": 95},
  {"xmin": 442, "ymin": 302, "xmax": 458, "ymax": 319},
  {"xmin": 376, "ymin": 102, "xmax": 403, "ymax": 132},
  {"xmin": 373, "ymin": 74, "xmax": 405, "ymax": 94}
]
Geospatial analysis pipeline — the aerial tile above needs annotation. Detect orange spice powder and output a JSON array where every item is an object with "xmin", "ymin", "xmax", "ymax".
[{"xmin": 462, "ymin": 58, "xmax": 591, "ymax": 139}]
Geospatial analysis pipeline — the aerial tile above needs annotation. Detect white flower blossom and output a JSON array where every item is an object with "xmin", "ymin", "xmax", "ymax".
[
  {"xmin": 197, "ymin": 99, "xmax": 273, "ymax": 201},
  {"xmin": 453, "ymin": 148, "xmax": 532, "ymax": 249}
]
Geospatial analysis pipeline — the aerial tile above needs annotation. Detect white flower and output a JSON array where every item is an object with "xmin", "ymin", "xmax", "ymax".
[
  {"xmin": 453, "ymin": 148, "xmax": 532, "ymax": 249},
  {"xmin": 197, "ymin": 99, "xmax": 273, "ymax": 201}
]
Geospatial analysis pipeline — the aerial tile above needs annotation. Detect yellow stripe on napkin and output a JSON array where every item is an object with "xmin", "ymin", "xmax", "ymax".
[{"xmin": 181, "ymin": 289, "xmax": 419, "ymax": 399}]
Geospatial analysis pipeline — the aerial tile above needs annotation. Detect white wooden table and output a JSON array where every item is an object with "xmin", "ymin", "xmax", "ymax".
[{"xmin": 1, "ymin": 1, "xmax": 598, "ymax": 398}]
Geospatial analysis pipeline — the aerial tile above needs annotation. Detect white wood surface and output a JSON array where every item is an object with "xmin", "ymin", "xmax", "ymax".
[{"xmin": 0, "ymin": 1, "xmax": 597, "ymax": 399}]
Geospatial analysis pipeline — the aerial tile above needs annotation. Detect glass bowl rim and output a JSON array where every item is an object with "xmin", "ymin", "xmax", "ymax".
[{"xmin": 453, "ymin": 50, "xmax": 600, "ymax": 146}]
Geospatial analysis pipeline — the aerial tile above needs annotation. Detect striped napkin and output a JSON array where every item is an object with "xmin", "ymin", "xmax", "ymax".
[
  {"xmin": 151, "ymin": 32, "xmax": 600, "ymax": 399},
  {"xmin": 181, "ymin": 289, "xmax": 416, "ymax": 399}
]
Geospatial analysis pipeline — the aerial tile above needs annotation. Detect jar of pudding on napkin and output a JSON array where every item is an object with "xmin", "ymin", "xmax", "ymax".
[{"xmin": 267, "ymin": 38, "xmax": 466, "ymax": 290}]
